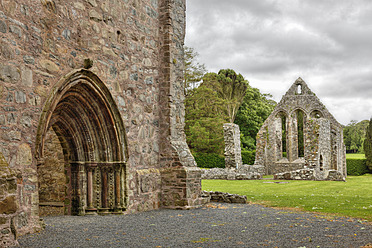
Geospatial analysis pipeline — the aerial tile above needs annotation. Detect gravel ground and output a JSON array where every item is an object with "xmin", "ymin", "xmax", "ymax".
[{"xmin": 18, "ymin": 203, "xmax": 372, "ymax": 248}]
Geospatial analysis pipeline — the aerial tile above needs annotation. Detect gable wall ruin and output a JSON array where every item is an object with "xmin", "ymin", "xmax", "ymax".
[{"xmin": 254, "ymin": 78, "xmax": 346, "ymax": 180}]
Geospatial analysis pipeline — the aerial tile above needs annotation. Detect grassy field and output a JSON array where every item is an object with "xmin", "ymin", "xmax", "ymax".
[
  {"xmin": 346, "ymin": 153, "xmax": 366, "ymax": 159},
  {"xmin": 202, "ymin": 174, "xmax": 372, "ymax": 221}
]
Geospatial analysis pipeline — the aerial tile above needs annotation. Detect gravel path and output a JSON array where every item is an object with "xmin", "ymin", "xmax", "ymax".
[{"xmin": 18, "ymin": 203, "xmax": 372, "ymax": 248}]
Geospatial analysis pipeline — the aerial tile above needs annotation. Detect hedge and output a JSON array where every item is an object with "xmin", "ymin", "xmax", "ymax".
[
  {"xmin": 241, "ymin": 150, "xmax": 255, "ymax": 165},
  {"xmin": 193, "ymin": 153, "xmax": 225, "ymax": 168},
  {"xmin": 193, "ymin": 151, "xmax": 256, "ymax": 168},
  {"xmin": 346, "ymin": 158, "xmax": 370, "ymax": 176}
]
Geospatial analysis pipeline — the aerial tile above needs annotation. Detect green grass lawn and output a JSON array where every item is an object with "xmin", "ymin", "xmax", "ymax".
[
  {"xmin": 346, "ymin": 153, "xmax": 366, "ymax": 159},
  {"xmin": 202, "ymin": 174, "xmax": 372, "ymax": 221}
]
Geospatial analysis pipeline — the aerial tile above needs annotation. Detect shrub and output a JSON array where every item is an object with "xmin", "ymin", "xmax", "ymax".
[
  {"xmin": 346, "ymin": 159, "xmax": 370, "ymax": 176},
  {"xmin": 193, "ymin": 153, "xmax": 225, "ymax": 168},
  {"xmin": 241, "ymin": 150, "xmax": 255, "ymax": 165}
]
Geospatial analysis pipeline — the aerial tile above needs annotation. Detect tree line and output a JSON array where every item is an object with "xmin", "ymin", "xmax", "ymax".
[
  {"xmin": 184, "ymin": 47, "xmax": 276, "ymax": 157},
  {"xmin": 184, "ymin": 46, "xmax": 372, "ymax": 171}
]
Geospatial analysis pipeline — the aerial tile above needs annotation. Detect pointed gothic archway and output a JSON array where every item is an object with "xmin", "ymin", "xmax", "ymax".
[{"xmin": 35, "ymin": 69, "xmax": 128, "ymax": 216}]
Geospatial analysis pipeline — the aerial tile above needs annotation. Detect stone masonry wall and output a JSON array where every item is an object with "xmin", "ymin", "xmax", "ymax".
[
  {"xmin": 223, "ymin": 123, "xmax": 242, "ymax": 169},
  {"xmin": 0, "ymin": 152, "xmax": 19, "ymax": 247},
  {"xmin": 158, "ymin": 0, "xmax": 203, "ymax": 209},
  {"xmin": 0, "ymin": 0, "xmax": 202, "ymax": 241},
  {"xmin": 38, "ymin": 128, "xmax": 68, "ymax": 216}
]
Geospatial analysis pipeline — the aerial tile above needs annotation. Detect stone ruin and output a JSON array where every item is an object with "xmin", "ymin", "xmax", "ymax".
[
  {"xmin": 201, "ymin": 123, "xmax": 264, "ymax": 180},
  {"xmin": 0, "ymin": 0, "xmax": 206, "ymax": 244},
  {"xmin": 224, "ymin": 123, "xmax": 242, "ymax": 169},
  {"xmin": 254, "ymin": 78, "xmax": 346, "ymax": 181}
]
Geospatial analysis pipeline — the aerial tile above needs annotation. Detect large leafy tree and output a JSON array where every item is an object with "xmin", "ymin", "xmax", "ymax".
[
  {"xmin": 203, "ymin": 69, "xmax": 248, "ymax": 123},
  {"xmin": 185, "ymin": 84, "xmax": 228, "ymax": 155},
  {"xmin": 343, "ymin": 120, "xmax": 369, "ymax": 153},
  {"xmin": 185, "ymin": 68, "xmax": 274, "ymax": 155},
  {"xmin": 234, "ymin": 87, "xmax": 276, "ymax": 150},
  {"xmin": 184, "ymin": 46, "xmax": 207, "ymax": 95}
]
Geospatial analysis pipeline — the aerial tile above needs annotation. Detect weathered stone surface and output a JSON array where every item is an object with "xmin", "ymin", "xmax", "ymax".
[
  {"xmin": 89, "ymin": 10, "xmax": 102, "ymax": 22},
  {"xmin": 255, "ymin": 78, "xmax": 346, "ymax": 180},
  {"xmin": 0, "ymin": 196, "xmax": 17, "ymax": 214},
  {"xmin": 23, "ymin": 55, "xmax": 35, "ymax": 65},
  {"xmin": 39, "ymin": 60, "xmax": 59, "ymax": 73},
  {"xmin": 21, "ymin": 67, "xmax": 33, "ymax": 87},
  {"xmin": 0, "ymin": 64, "xmax": 20, "ymax": 83},
  {"xmin": 0, "ymin": 20, "xmax": 7, "ymax": 33},
  {"xmin": 0, "ymin": 0, "xmax": 201, "ymax": 243},
  {"xmin": 0, "ymin": 152, "xmax": 19, "ymax": 247},
  {"xmin": 16, "ymin": 143, "xmax": 32, "ymax": 166},
  {"xmin": 201, "ymin": 166, "xmax": 263, "ymax": 180},
  {"xmin": 202, "ymin": 191, "xmax": 247, "ymax": 204},
  {"xmin": 274, "ymin": 169, "xmax": 345, "ymax": 181},
  {"xmin": 0, "ymin": 42, "xmax": 13, "ymax": 59},
  {"xmin": 224, "ymin": 123, "xmax": 243, "ymax": 169},
  {"xmin": 15, "ymin": 91, "xmax": 26, "ymax": 103}
]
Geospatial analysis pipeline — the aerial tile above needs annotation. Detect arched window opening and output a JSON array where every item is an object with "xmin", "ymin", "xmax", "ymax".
[
  {"xmin": 297, "ymin": 110, "xmax": 305, "ymax": 157},
  {"xmin": 296, "ymin": 84, "xmax": 302, "ymax": 95},
  {"xmin": 332, "ymin": 145, "xmax": 338, "ymax": 170},
  {"xmin": 320, "ymin": 154, "xmax": 323, "ymax": 171},
  {"xmin": 281, "ymin": 114, "xmax": 287, "ymax": 158},
  {"xmin": 310, "ymin": 110, "xmax": 323, "ymax": 119}
]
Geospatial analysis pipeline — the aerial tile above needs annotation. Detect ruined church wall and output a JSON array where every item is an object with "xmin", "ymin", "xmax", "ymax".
[
  {"xmin": 255, "ymin": 79, "xmax": 346, "ymax": 178},
  {"xmin": 0, "ymin": 0, "xmax": 194, "ymax": 235}
]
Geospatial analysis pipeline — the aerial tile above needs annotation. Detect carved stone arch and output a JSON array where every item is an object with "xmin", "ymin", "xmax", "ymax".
[
  {"xmin": 35, "ymin": 69, "xmax": 128, "ymax": 216},
  {"xmin": 289, "ymin": 107, "xmax": 308, "ymax": 118},
  {"xmin": 310, "ymin": 109, "xmax": 324, "ymax": 119},
  {"xmin": 275, "ymin": 110, "xmax": 288, "ymax": 118}
]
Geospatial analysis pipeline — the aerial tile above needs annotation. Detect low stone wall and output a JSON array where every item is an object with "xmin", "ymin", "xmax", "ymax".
[
  {"xmin": 201, "ymin": 191, "xmax": 247, "ymax": 204},
  {"xmin": 268, "ymin": 161, "xmax": 305, "ymax": 175},
  {"xmin": 201, "ymin": 164, "xmax": 264, "ymax": 180},
  {"xmin": 274, "ymin": 169, "xmax": 345, "ymax": 181}
]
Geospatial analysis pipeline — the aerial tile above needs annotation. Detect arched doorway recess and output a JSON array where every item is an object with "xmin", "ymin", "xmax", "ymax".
[{"xmin": 35, "ymin": 69, "xmax": 128, "ymax": 216}]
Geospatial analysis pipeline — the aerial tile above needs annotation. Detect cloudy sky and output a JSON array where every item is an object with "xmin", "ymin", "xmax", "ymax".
[{"xmin": 185, "ymin": 0, "xmax": 372, "ymax": 125}]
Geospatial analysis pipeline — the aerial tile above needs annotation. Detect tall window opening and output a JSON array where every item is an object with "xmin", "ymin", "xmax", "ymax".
[
  {"xmin": 320, "ymin": 154, "xmax": 324, "ymax": 171},
  {"xmin": 281, "ymin": 114, "xmax": 287, "ymax": 158},
  {"xmin": 297, "ymin": 110, "xmax": 304, "ymax": 157},
  {"xmin": 296, "ymin": 84, "xmax": 302, "ymax": 95}
]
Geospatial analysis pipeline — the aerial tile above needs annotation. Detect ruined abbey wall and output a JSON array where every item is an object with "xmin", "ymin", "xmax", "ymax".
[
  {"xmin": 0, "ymin": 0, "xmax": 203, "ymax": 241},
  {"xmin": 255, "ymin": 78, "xmax": 346, "ymax": 180}
]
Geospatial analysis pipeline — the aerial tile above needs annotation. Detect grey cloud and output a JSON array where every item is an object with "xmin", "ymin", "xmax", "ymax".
[{"xmin": 186, "ymin": 0, "xmax": 372, "ymax": 123}]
